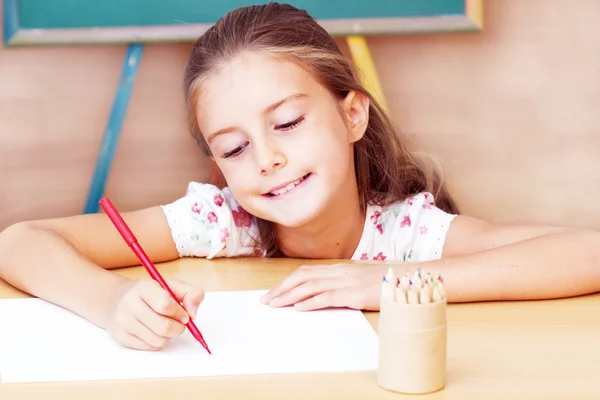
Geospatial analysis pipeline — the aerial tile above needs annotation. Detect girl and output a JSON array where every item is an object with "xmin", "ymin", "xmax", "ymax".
[{"xmin": 1, "ymin": 3, "xmax": 599, "ymax": 352}]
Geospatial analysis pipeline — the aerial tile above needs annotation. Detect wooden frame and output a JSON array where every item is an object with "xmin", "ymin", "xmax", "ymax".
[{"xmin": 3, "ymin": 0, "xmax": 483, "ymax": 47}]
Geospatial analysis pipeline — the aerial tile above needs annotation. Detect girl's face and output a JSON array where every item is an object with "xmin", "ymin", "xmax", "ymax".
[{"xmin": 195, "ymin": 51, "xmax": 368, "ymax": 227}]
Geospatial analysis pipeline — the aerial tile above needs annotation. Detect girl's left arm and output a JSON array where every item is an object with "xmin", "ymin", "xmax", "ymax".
[
  {"xmin": 262, "ymin": 216, "xmax": 600, "ymax": 310},
  {"xmin": 425, "ymin": 215, "xmax": 600, "ymax": 302}
]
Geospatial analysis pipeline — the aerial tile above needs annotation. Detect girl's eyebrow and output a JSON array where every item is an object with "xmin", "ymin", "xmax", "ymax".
[
  {"xmin": 207, "ymin": 126, "xmax": 238, "ymax": 144},
  {"xmin": 206, "ymin": 93, "xmax": 308, "ymax": 144},
  {"xmin": 263, "ymin": 92, "xmax": 308, "ymax": 115}
]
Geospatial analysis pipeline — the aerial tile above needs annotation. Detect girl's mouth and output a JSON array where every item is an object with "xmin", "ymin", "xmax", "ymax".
[{"xmin": 264, "ymin": 173, "xmax": 311, "ymax": 197}]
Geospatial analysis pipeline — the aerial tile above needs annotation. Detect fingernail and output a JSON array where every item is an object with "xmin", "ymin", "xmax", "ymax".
[
  {"xmin": 190, "ymin": 305, "xmax": 198, "ymax": 319},
  {"xmin": 260, "ymin": 293, "xmax": 271, "ymax": 303},
  {"xmin": 181, "ymin": 314, "xmax": 190, "ymax": 324},
  {"xmin": 269, "ymin": 297, "xmax": 279, "ymax": 306}
]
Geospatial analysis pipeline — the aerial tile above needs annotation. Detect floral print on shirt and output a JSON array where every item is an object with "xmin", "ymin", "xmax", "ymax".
[{"xmin": 350, "ymin": 192, "xmax": 455, "ymax": 262}]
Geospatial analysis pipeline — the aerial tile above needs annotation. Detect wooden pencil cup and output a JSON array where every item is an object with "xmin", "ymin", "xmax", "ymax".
[{"xmin": 377, "ymin": 297, "xmax": 447, "ymax": 394}]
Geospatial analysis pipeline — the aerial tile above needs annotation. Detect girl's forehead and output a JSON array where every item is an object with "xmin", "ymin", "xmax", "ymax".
[
  {"xmin": 201, "ymin": 52, "xmax": 320, "ymax": 102},
  {"xmin": 196, "ymin": 52, "xmax": 326, "ymax": 124}
]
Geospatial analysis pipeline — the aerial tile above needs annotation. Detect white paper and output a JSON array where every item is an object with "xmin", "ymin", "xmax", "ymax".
[{"xmin": 0, "ymin": 290, "xmax": 378, "ymax": 383}]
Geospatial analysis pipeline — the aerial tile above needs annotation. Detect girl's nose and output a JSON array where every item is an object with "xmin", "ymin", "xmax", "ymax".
[{"xmin": 255, "ymin": 137, "xmax": 287, "ymax": 176}]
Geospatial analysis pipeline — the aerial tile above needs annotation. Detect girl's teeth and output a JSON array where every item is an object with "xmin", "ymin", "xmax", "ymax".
[{"xmin": 271, "ymin": 177, "xmax": 303, "ymax": 196}]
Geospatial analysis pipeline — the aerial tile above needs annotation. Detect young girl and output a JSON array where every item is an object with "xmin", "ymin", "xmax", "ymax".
[{"xmin": 1, "ymin": 3, "xmax": 599, "ymax": 352}]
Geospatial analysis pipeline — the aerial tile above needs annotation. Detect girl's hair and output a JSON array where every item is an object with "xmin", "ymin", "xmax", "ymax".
[{"xmin": 183, "ymin": 2, "xmax": 459, "ymax": 257}]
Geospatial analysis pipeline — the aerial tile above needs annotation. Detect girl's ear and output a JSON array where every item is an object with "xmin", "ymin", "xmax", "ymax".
[{"xmin": 342, "ymin": 90, "xmax": 370, "ymax": 143}]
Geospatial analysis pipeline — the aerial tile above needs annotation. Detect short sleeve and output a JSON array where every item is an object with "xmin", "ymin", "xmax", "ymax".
[
  {"xmin": 390, "ymin": 192, "xmax": 457, "ymax": 262},
  {"xmin": 160, "ymin": 182, "xmax": 260, "ymax": 259}
]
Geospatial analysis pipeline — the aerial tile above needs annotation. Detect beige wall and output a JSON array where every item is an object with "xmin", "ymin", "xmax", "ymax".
[
  {"xmin": 368, "ymin": 0, "xmax": 600, "ymax": 229},
  {"xmin": 1, "ymin": 0, "xmax": 599, "ymax": 231}
]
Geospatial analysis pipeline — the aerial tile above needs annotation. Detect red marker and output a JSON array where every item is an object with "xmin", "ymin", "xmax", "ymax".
[{"xmin": 99, "ymin": 197, "xmax": 211, "ymax": 354}]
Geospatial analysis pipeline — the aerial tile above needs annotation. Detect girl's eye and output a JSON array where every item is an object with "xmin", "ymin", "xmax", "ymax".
[
  {"xmin": 275, "ymin": 116, "xmax": 304, "ymax": 131},
  {"xmin": 222, "ymin": 142, "xmax": 249, "ymax": 159},
  {"xmin": 221, "ymin": 117, "xmax": 304, "ymax": 159}
]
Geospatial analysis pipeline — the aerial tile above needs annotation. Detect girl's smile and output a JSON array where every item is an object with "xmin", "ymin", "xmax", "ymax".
[{"xmin": 263, "ymin": 173, "xmax": 312, "ymax": 198}]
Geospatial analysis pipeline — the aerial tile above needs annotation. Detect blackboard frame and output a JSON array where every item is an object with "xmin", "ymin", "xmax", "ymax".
[{"xmin": 3, "ymin": 0, "xmax": 483, "ymax": 47}]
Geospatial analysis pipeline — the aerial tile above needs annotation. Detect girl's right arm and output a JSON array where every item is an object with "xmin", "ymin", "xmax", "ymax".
[{"xmin": 0, "ymin": 206, "xmax": 204, "ymax": 350}]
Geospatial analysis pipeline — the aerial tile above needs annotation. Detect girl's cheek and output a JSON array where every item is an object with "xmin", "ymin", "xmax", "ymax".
[{"xmin": 220, "ymin": 164, "xmax": 247, "ymax": 183}]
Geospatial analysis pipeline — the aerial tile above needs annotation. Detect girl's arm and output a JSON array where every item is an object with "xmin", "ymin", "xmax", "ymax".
[
  {"xmin": 0, "ymin": 183, "xmax": 246, "ymax": 350},
  {"xmin": 262, "ymin": 216, "xmax": 600, "ymax": 309},
  {"xmin": 430, "ymin": 215, "xmax": 600, "ymax": 302},
  {"xmin": 0, "ymin": 207, "xmax": 180, "ymax": 329}
]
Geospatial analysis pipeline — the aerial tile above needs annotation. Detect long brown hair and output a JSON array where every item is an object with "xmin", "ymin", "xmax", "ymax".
[{"xmin": 183, "ymin": 2, "xmax": 459, "ymax": 257}]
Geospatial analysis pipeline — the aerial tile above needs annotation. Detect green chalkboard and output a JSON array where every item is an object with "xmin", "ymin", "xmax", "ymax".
[{"xmin": 4, "ymin": 0, "xmax": 483, "ymax": 46}]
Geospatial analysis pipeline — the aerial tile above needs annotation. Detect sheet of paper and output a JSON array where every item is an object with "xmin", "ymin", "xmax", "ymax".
[{"xmin": 0, "ymin": 290, "xmax": 379, "ymax": 383}]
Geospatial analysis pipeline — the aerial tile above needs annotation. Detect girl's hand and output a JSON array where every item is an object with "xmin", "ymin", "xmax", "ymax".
[
  {"xmin": 105, "ymin": 279, "xmax": 205, "ymax": 350},
  {"xmin": 261, "ymin": 263, "xmax": 388, "ymax": 311}
]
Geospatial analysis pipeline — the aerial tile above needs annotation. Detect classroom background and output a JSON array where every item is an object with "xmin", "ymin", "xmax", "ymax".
[{"xmin": 1, "ymin": 0, "xmax": 599, "ymax": 232}]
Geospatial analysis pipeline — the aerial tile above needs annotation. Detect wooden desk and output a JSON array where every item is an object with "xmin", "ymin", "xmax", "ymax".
[{"xmin": 1, "ymin": 258, "xmax": 599, "ymax": 399}]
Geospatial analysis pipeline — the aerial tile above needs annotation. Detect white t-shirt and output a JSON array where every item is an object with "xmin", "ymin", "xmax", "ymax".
[{"xmin": 161, "ymin": 182, "xmax": 457, "ymax": 262}]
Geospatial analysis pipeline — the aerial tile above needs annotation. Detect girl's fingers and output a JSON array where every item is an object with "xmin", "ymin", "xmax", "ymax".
[
  {"xmin": 268, "ymin": 277, "xmax": 353, "ymax": 307},
  {"xmin": 118, "ymin": 332, "xmax": 161, "ymax": 351},
  {"xmin": 138, "ymin": 281, "xmax": 189, "ymax": 324},
  {"xmin": 293, "ymin": 288, "xmax": 358, "ymax": 311},
  {"xmin": 262, "ymin": 265, "xmax": 346, "ymax": 303},
  {"xmin": 135, "ymin": 297, "xmax": 186, "ymax": 338},
  {"xmin": 261, "ymin": 268, "xmax": 313, "ymax": 303},
  {"xmin": 165, "ymin": 279, "xmax": 205, "ymax": 319},
  {"xmin": 128, "ymin": 318, "xmax": 169, "ymax": 350}
]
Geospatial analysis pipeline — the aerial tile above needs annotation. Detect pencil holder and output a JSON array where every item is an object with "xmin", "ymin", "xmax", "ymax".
[{"xmin": 377, "ymin": 296, "xmax": 447, "ymax": 394}]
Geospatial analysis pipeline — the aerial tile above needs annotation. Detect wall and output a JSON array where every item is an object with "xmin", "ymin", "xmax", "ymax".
[
  {"xmin": 368, "ymin": 0, "xmax": 600, "ymax": 229},
  {"xmin": 1, "ymin": 0, "xmax": 599, "ymax": 230},
  {"xmin": 0, "ymin": 40, "xmax": 208, "ymax": 227}
]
